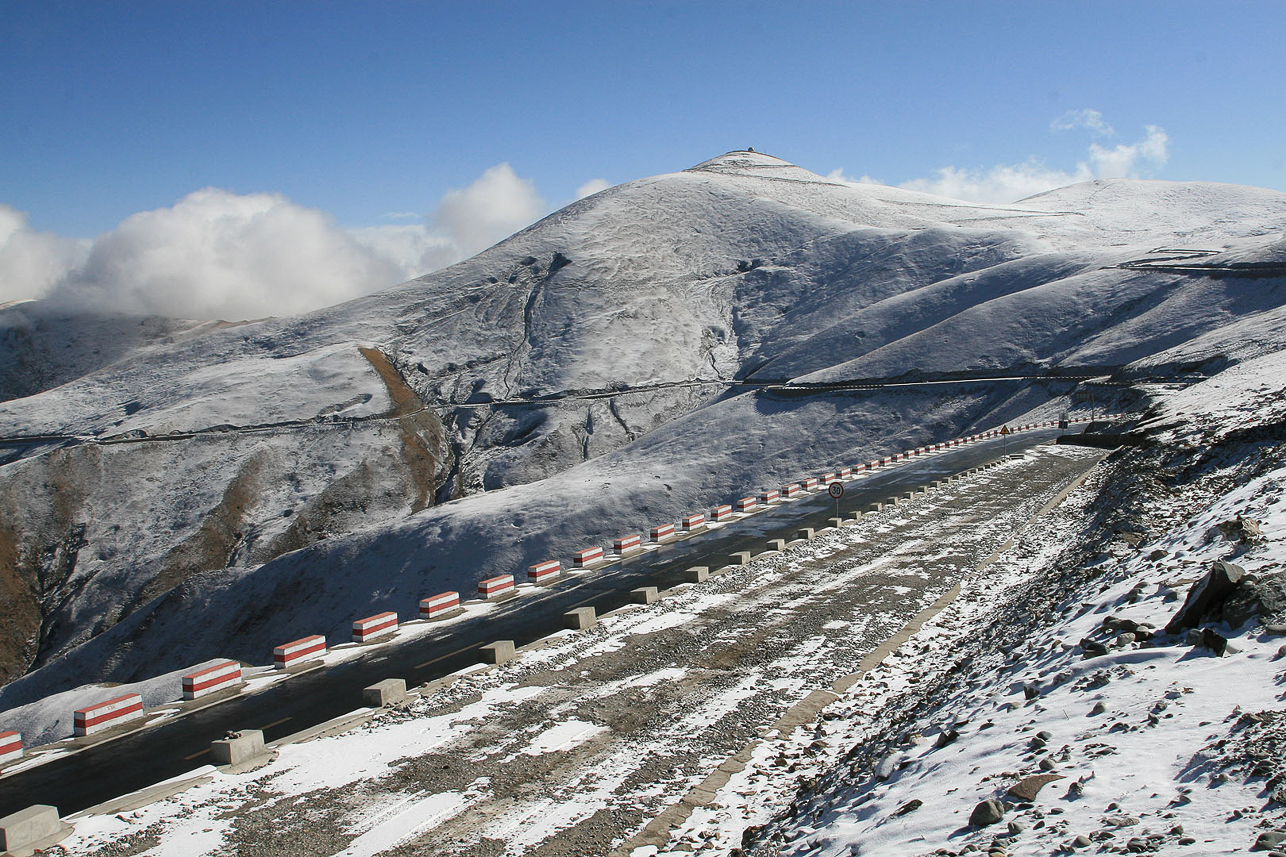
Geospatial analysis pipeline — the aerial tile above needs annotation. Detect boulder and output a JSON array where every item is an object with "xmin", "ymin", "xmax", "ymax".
[
  {"xmin": 1165, "ymin": 560, "xmax": 1246, "ymax": 633},
  {"xmin": 1221, "ymin": 571, "xmax": 1286, "ymax": 629},
  {"xmin": 969, "ymin": 799, "xmax": 1006, "ymax": 827},
  {"xmin": 1008, "ymin": 773, "xmax": 1064, "ymax": 801},
  {"xmin": 1252, "ymin": 830, "xmax": 1286, "ymax": 851},
  {"xmin": 1217, "ymin": 515, "xmax": 1262, "ymax": 543}
]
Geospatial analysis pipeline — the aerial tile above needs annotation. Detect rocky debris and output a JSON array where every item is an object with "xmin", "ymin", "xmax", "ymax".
[
  {"xmin": 1165, "ymin": 560, "xmax": 1246, "ymax": 633},
  {"xmin": 1007, "ymin": 773, "xmax": 1064, "ymax": 801},
  {"xmin": 969, "ymin": 799, "xmax": 1006, "ymax": 827},
  {"xmin": 1217, "ymin": 515, "xmax": 1263, "ymax": 544},
  {"xmin": 1079, "ymin": 637, "xmax": 1109, "ymax": 658}
]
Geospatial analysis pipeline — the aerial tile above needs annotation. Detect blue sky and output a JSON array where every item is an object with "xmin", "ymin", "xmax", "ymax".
[{"xmin": 2, "ymin": 1, "xmax": 1284, "ymax": 317}]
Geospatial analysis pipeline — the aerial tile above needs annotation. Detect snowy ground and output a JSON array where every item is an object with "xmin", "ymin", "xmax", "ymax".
[{"xmin": 48, "ymin": 442, "xmax": 1104, "ymax": 856}]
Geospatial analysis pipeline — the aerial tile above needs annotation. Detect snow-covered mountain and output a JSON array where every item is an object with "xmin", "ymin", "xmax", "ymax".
[{"xmin": 2, "ymin": 151, "xmax": 1285, "ymax": 709}]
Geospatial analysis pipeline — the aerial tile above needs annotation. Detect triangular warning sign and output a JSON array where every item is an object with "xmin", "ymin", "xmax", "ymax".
[{"xmin": 1000, "ymin": 425, "xmax": 1011, "ymax": 435}]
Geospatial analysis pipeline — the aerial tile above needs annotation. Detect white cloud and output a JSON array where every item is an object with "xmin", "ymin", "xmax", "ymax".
[
  {"xmin": 1051, "ymin": 108, "xmax": 1114, "ymax": 136},
  {"xmin": 899, "ymin": 161, "xmax": 1095, "ymax": 204},
  {"xmin": 1089, "ymin": 125, "xmax": 1169, "ymax": 178},
  {"xmin": 826, "ymin": 169, "xmax": 882, "ymax": 185},
  {"xmin": 48, "ymin": 189, "xmax": 407, "ymax": 320},
  {"xmin": 575, "ymin": 179, "xmax": 611, "ymax": 200},
  {"xmin": 832, "ymin": 117, "xmax": 1171, "ymax": 204},
  {"xmin": 0, "ymin": 205, "xmax": 89, "ymax": 305},
  {"xmin": 4, "ymin": 162, "xmax": 551, "ymax": 321}
]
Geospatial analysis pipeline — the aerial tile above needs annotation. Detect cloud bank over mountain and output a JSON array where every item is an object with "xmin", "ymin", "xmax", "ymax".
[{"xmin": 0, "ymin": 163, "xmax": 550, "ymax": 320}]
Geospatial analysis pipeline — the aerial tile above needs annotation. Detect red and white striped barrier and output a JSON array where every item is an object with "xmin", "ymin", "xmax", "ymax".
[
  {"xmin": 352, "ymin": 611, "xmax": 398, "ymax": 643},
  {"xmin": 420, "ymin": 591, "xmax": 460, "ymax": 619},
  {"xmin": 528, "ymin": 560, "xmax": 561, "ymax": 583},
  {"xmin": 821, "ymin": 472, "xmax": 839, "ymax": 483},
  {"xmin": 782, "ymin": 483, "xmax": 800, "ymax": 498},
  {"xmin": 614, "ymin": 534, "xmax": 643, "ymax": 554},
  {"xmin": 274, "ymin": 634, "xmax": 327, "ymax": 669},
  {"xmin": 802, "ymin": 477, "xmax": 819, "ymax": 490},
  {"xmin": 573, "ymin": 546, "xmax": 604, "ymax": 567},
  {"xmin": 479, "ymin": 574, "xmax": 516, "ymax": 598},
  {"xmin": 650, "ymin": 523, "xmax": 676, "ymax": 542},
  {"xmin": 681, "ymin": 514, "xmax": 705, "ymax": 531},
  {"xmin": 74, "ymin": 693, "xmax": 144, "ymax": 737},
  {"xmin": 759, "ymin": 489, "xmax": 780, "ymax": 504},
  {"xmin": 839, "ymin": 467, "xmax": 852, "ymax": 478},
  {"xmin": 711, "ymin": 504, "xmax": 733, "ymax": 522},
  {"xmin": 736, "ymin": 496, "xmax": 757, "ymax": 513},
  {"xmin": 0, "ymin": 731, "xmax": 21, "ymax": 765},
  {"xmin": 182, "ymin": 660, "xmax": 243, "ymax": 700}
]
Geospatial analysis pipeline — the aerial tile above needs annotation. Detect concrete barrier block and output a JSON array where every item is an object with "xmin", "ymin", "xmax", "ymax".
[
  {"xmin": 685, "ymin": 566, "xmax": 710, "ymax": 582},
  {"xmin": 182, "ymin": 660, "xmax": 243, "ymax": 700},
  {"xmin": 74, "ymin": 693, "xmax": 144, "ymax": 736},
  {"xmin": 847, "ymin": 510, "xmax": 862, "ymax": 521},
  {"xmin": 795, "ymin": 527, "xmax": 814, "ymax": 541},
  {"xmin": 867, "ymin": 502, "xmax": 882, "ymax": 513},
  {"xmin": 885, "ymin": 497, "xmax": 899, "ymax": 507},
  {"xmin": 479, "ymin": 574, "xmax": 516, "ymax": 599},
  {"xmin": 766, "ymin": 538, "xmax": 787, "ymax": 552},
  {"xmin": 480, "ymin": 640, "xmax": 515, "ymax": 665},
  {"xmin": 631, "ymin": 586, "xmax": 659, "ymax": 604},
  {"xmin": 420, "ymin": 591, "xmax": 461, "ymax": 619},
  {"xmin": 0, "ymin": 805, "xmax": 65, "ymax": 854},
  {"xmin": 727, "ymin": 551, "xmax": 753, "ymax": 566},
  {"xmin": 902, "ymin": 491, "xmax": 915, "ymax": 501},
  {"xmin": 564, "ymin": 607, "xmax": 597, "ymax": 630},
  {"xmin": 273, "ymin": 635, "xmax": 327, "ymax": 670},
  {"xmin": 828, "ymin": 517, "xmax": 844, "ymax": 529},
  {"xmin": 352, "ymin": 611, "xmax": 399, "ymax": 643},
  {"xmin": 0, "ymin": 731, "xmax": 23, "ymax": 766},
  {"xmin": 362, "ymin": 679, "xmax": 407, "ymax": 708},
  {"xmin": 211, "ymin": 730, "xmax": 265, "ymax": 767}
]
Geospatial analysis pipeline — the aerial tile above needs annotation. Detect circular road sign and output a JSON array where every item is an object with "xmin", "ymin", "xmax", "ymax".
[{"xmin": 828, "ymin": 482, "xmax": 844, "ymax": 499}]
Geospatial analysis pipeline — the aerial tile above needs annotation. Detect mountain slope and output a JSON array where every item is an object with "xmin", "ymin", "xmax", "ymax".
[{"xmin": 2, "ymin": 151, "xmax": 1286, "ymax": 709}]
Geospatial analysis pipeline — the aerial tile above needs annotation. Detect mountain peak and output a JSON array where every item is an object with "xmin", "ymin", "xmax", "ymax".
[{"xmin": 686, "ymin": 150, "xmax": 836, "ymax": 184}]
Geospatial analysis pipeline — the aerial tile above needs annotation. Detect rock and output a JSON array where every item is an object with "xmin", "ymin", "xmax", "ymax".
[
  {"xmin": 1165, "ymin": 560, "xmax": 1245, "ymax": 633},
  {"xmin": 1200, "ymin": 627, "xmax": 1230, "ymax": 656},
  {"xmin": 1023, "ymin": 683, "xmax": 1040, "ymax": 700},
  {"xmin": 1090, "ymin": 701, "xmax": 1107, "ymax": 716},
  {"xmin": 1007, "ymin": 820, "xmax": 1025, "ymax": 835},
  {"xmin": 1115, "ymin": 632, "xmax": 1136, "ymax": 647},
  {"xmin": 1080, "ymin": 637, "xmax": 1109, "ymax": 658},
  {"xmin": 970, "ymin": 799, "xmax": 1006, "ymax": 827},
  {"xmin": 1253, "ymin": 831, "xmax": 1286, "ymax": 851},
  {"xmin": 1008, "ymin": 773, "xmax": 1064, "ymax": 801},
  {"xmin": 892, "ymin": 798, "xmax": 922, "ymax": 817},
  {"xmin": 1073, "ymin": 834, "xmax": 1093, "ymax": 847},
  {"xmin": 1039, "ymin": 758, "xmax": 1058, "ymax": 772},
  {"xmin": 1222, "ymin": 571, "xmax": 1286, "ymax": 628},
  {"xmin": 1217, "ymin": 515, "xmax": 1262, "ymax": 543},
  {"xmin": 935, "ymin": 729, "xmax": 960, "ymax": 749}
]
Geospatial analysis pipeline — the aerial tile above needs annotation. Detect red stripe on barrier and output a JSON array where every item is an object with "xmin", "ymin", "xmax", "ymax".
[
  {"xmin": 711, "ymin": 505, "xmax": 733, "ymax": 521},
  {"xmin": 650, "ymin": 523, "xmax": 676, "ymax": 540},
  {"xmin": 479, "ymin": 574, "xmax": 515, "ymax": 596},
  {"xmin": 573, "ymin": 546, "xmax": 604, "ymax": 566},
  {"xmin": 614, "ymin": 535, "xmax": 642, "ymax": 552},
  {"xmin": 681, "ymin": 514, "xmax": 705, "ymax": 530},
  {"xmin": 736, "ymin": 497, "xmax": 757, "ymax": 512}
]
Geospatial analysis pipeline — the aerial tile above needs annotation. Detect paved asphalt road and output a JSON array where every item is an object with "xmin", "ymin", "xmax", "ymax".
[{"xmin": 0, "ymin": 428, "xmax": 1067, "ymax": 817}]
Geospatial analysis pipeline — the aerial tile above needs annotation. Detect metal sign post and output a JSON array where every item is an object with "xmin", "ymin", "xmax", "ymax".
[
  {"xmin": 828, "ymin": 481, "xmax": 843, "ymax": 519},
  {"xmin": 1000, "ymin": 424, "xmax": 1011, "ymax": 456}
]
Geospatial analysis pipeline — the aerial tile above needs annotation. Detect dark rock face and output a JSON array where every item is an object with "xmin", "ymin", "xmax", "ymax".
[
  {"xmin": 1165, "ymin": 560, "xmax": 1246, "ymax": 633},
  {"xmin": 1221, "ymin": 571, "xmax": 1286, "ymax": 628}
]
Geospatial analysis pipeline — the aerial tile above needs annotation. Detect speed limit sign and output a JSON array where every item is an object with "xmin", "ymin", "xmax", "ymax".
[{"xmin": 828, "ymin": 482, "xmax": 843, "ymax": 499}]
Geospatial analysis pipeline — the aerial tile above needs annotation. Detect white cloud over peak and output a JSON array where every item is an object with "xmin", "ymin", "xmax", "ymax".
[
  {"xmin": 0, "ymin": 205, "xmax": 89, "ymax": 306},
  {"xmin": 831, "ymin": 115, "xmax": 1170, "ymax": 204},
  {"xmin": 575, "ymin": 179, "xmax": 611, "ymax": 200},
  {"xmin": 1, "ymin": 162, "xmax": 557, "ymax": 320}
]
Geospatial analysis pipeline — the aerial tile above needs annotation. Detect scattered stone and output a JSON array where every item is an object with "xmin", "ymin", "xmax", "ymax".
[
  {"xmin": 892, "ymin": 799, "xmax": 922, "ymax": 817},
  {"xmin": 1008, "ymin": 773, "xmax": 1064, "ymax": 801},
  {"xmin": 1072, "ymin": 834, "xmax": 1093, "ymax": 847},
  {"xmin": 1007, "ymin": 820, "xmax": 1024, "ymax": 835},
  {"xmin": 970, "ymin": 799, "xmax": 1006, "ymax": 827},
  {"xmin": 1199, "ymin": 627, "xmax": 1231, "ymax": 656},
  {"xmin": 1217, "ymin": 514, "xmax": 1262, "ymax": 544},
  {"xmin": 1178, "ymin": 837, "xmax": 1196, "ymax": 845},
  {"xmin": 1115, "ymin": 632, "xmax": 1136, "ymax": 647},
  {"xmin": 935, "ymin": 729, "xmax": 960, "ymax": 749},
  {"xmin": 1039, "ymin": 758, "xmax": 1058, "ymax": 772},
  {"xmin": 1090, "ymin": 701, "xmax": 1107, "ymax": 716},
  {"xmin": 1223, "ymin": 571, "xmax": 1286, "ymax": 628},
  {"xmin": 1080, "ymin": 638, "xmax": 1109, "ymax": 658}
]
